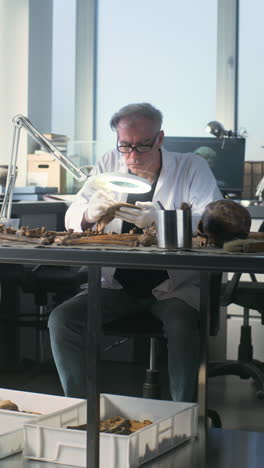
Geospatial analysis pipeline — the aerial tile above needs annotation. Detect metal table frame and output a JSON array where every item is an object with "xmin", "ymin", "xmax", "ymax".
[{"xmin": 0, "ymin": 245, "xmax": 263, "ymax": 468}]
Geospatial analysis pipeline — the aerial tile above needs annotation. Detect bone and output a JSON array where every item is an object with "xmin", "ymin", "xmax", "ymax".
[
  {"xmin": 61, "ymin": 233, "xmax": 140, "ymax": 246},
  {"xmin": 0, "ymin": 233, "xmax": 43, "ymax": 244},
  {"xmin": 223, "ymin": 238, "xmax": 264, "ymax": 253},
  {"xmin": 96, "ymin": 202, "xmax": 141, "ymax": 234}
]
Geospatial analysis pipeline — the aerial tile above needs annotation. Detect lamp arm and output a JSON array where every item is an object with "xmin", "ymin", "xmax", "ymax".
[
  {"xmin": 13, "ymin": 115, "xmax": 88, "ymax": 182},
  {"xmin": 0, "ymin": 114, "xmax": 89, "ymax": 222}
]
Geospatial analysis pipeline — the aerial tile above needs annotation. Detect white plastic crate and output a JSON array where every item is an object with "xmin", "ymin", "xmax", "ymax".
[
  {"xmin": 0, "ymin": 388, "xmax": 84, "ymax": 459},
  {"xmin": 23, "ymin": 393, "xmax": 198, "ymax": 468}
]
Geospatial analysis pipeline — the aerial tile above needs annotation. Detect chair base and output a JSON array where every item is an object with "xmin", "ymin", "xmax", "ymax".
[
  {"xmin": 142, "ymin": 369, "xmax": 161, "ymax": 399},
  {"xmin": 209, "ymin": 359, "xmax": 264, "ymax": 399}
]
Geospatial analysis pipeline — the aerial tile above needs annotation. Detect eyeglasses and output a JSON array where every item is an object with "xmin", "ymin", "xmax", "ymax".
[{"xmin": 117, "ymin": 131, "xmax": 160, "ymax": 154}]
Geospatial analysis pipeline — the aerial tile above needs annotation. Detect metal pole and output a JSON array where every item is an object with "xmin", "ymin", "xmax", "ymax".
[
  {"xmin": 0, "ymin": 126, "xmax": 20, "ymax": 221},
  {"xmin": 197, "ymin": 271, "xmax": 211, "ymax": 467},
  {"xmin": 86, "ymin": 266, "xmax": 101, "ymax": 468},
  {"xmin": 149, "ymin": 337, "xmax": 156, "ymax": 370}
]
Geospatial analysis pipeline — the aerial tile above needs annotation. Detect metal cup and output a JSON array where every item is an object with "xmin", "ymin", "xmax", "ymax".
[{"xmin": 156, "ymin": 209, "xmax": 192, "ymax": 249}]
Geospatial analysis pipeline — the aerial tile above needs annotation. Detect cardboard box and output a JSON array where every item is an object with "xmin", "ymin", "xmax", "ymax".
[{"xmin": 27, "ymin": 153, "xmax": 66, "ymax": 192}]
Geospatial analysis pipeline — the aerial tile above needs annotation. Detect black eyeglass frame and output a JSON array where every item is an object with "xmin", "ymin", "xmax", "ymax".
[{"xmin": 116, "ymin": 131, "xmax": 160, "ymax": 154}]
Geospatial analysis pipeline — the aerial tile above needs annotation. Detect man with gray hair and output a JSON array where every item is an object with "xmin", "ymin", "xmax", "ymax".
[{"xmin": 48, "ymin": 102, "xmax": 221, "ymax": 402}]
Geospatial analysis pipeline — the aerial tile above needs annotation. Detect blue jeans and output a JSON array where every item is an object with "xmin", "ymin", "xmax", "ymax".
[{"xmin": 48, "ymin": 289, "xmax": 200, "ymax": 402}]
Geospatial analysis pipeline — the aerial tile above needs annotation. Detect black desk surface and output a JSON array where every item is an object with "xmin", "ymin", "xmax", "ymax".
[{"xmin": 0, "ymin": 243, "xmax": 262, "ymax": 274}]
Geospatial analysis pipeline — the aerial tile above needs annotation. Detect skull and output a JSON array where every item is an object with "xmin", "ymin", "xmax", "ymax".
[{"xmin": 197, "ymin": 199, "xmax": 251, "ymax": 247}]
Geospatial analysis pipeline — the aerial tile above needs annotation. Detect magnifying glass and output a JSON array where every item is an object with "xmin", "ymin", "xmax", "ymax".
[{"xmin": 97, "ymin": 172, "xmax": 151, "ymax": 194}]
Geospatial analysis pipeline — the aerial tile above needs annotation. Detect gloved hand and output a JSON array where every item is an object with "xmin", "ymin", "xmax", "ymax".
[
  {"xmin": 115, "ymin": 201, "xmax": 156, "ymax": 228},
  {"xmin": 84, "ymin": 190, "xmax": 116, "ymax": 223}
]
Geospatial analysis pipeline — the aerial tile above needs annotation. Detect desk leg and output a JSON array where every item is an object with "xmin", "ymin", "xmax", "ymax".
[
  {"xmin": 196, "ymin": 271, "xmax": 211, "ymax": 467},
  {"xmin": 86, "ymin": 266, "xmax": 102, "ymax": 468},
  {"xmin": 198, "ymin": 271, "xmax": 210, "ymax": 427}
]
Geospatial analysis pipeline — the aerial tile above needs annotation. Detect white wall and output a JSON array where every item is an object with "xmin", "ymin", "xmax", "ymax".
[
  {"xmin": 0, "ymin": 0, "xmax": 77, "ymax": 187},
  {"xmin": 0, "ymin": 0, "xmax": 29, "ymax": 185}
]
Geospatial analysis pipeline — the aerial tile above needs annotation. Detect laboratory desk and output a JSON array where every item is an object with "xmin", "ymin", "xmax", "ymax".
[{"xmin": 0, "ymin": 243, "xmax": 263, "ymax": 468}]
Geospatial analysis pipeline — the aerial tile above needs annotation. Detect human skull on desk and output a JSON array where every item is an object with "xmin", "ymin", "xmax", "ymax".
[{"xmin": 197, "ymin": 199, "xmax": 251, "ymax": 247}]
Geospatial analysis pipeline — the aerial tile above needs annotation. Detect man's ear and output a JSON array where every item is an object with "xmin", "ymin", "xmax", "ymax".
[{"xmin": 158, "ymin": 130, "xmax": 164, "ymax": 147}]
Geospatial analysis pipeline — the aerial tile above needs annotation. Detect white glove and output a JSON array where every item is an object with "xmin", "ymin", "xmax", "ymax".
[
  {"xmin": 85, "ymin": 175, "xmax": 113, "ymax": 192},
  {"xmin": 115, "ymin": 201, "xmax": 156, "ymax": 228},
  {"xmin": 84, "ymin": 190, "xmax": 116, "ymax": 223}
]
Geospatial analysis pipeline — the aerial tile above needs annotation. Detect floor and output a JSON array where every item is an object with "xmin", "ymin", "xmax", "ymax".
[{"xmin": 1, "ymin": 349, "xmax": 264, "ymax": 433}]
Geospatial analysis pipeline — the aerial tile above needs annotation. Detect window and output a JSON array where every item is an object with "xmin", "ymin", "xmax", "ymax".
[
  {"xmin": 238, "ymin": 0, "xmax": 264, "ymax": 162},
  {"xmin": 96, "ymin": 0, "xmax": 217, "ymax": 149}
]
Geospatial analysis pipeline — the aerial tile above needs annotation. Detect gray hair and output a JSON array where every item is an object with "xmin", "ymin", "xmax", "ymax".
[{"xmin": 110, "ymin": 103, "xmax": 163, "ymax": 131}]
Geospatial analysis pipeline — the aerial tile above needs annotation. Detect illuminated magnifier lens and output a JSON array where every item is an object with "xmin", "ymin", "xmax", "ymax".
[{"xmin": 98, "ymin": 172, "xmax": 151, "ymax": 193}]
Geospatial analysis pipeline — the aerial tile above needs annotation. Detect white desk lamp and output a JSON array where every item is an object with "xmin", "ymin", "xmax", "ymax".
[{"xmin": 0, "ymin": 115, "xmax": 151, "ymax": 226}]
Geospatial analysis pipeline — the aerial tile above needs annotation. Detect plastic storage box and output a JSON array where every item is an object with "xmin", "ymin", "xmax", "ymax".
[
  {"xmin": 0, "ymin": 388, "xmax": 84, "ymax": 459},
  {"xmin": 23, "ymin": 393, "xmax": 198, "ymax": 468}
]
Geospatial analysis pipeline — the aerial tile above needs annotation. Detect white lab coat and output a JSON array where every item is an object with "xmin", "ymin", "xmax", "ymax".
[{"xmin": 65, "ymin": 146, "xmax": 222, "ymax": 310}]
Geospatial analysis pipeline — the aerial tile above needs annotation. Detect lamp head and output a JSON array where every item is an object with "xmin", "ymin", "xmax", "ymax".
[
  {"xmin": 205, "ymin": 121, "xmax": 226, "ymax": 138},
  {"xmin": 205, "ymin": 120, "xmax": 238, "ymax": 138}
]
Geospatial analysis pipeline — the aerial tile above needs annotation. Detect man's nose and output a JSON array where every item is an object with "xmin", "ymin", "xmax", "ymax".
[
  {"xmin": 130, "ymin": 147, "xmax": 141, "ymax": 157},
  {"xmin": 130, "ymin": 147, "xmax": 137, "ymax": 155},
  {"xmin": 129, "ymin": 151, "xmax": 140, "ymax": 162}
]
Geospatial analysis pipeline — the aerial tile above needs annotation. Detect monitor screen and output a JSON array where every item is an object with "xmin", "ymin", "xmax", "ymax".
[{"xmin": 163, "ymin": 136, "xmax": 246, "ymax": 197}]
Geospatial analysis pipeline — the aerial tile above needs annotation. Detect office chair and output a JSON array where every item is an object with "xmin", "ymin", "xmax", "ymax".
[
  {"xmin": 20, "ymin": 265, "xmax": 82, "ymax": 363},
  {"xmin": 209, "ymin": 271, "xmax": 264, "ymax": 398},
  {"xmin": 209, "ymin": 220, "xmax": 264, "ymax": 399},
  {"xmin": 0, "ymin": 265, "xmax": 82, "ymax": 365},
  {"xmin": 103, "ymin": 272, "xmax": 223, "ymax": 427},
  {"xmin": 103, "ymin": 313, "xmax": 164, "ymax": 399}
]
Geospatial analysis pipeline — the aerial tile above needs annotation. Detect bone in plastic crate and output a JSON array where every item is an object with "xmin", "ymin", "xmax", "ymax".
[
  {"xmin": 0, "ymin": 388, "xmax": 84, "ymax": 459},
  {"xmin": 23, "ymin": 393, "xmax": 198, "ymax": 468}
]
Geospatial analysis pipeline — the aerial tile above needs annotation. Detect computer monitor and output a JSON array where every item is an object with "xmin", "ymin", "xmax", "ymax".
[{"xmin": 163, "ymin": 136, "xmax": 246, "ymax": 198}]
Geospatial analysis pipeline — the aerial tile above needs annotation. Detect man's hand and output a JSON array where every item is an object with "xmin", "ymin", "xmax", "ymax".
[
  {"xmin": 115, "ymin": 201, "xmax": 156, "ymax": 228},
  {"xmin": 84, "ymin": 190, "xmax": 116, "ymax": 223}
]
